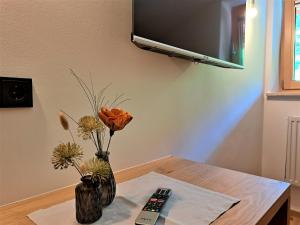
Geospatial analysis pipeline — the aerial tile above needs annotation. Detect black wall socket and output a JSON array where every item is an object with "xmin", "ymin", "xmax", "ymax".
[{"xmin": 0, "ymin": 77, "xmax": 33, "ymax": 108}]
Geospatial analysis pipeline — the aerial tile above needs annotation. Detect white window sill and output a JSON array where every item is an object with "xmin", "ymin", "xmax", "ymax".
[
  {"xmin": 266, "ymin": 91, "xmax": 300, "ymax": 97},
  {"xmin": 266, "ymin": 91, "xmax": 300, "ymax": 100}
]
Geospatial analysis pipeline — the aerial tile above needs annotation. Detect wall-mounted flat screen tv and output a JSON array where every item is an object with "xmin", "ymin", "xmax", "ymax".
[{"xmin": 132, "ymin": 0, "xmax": 247, "ymax": 69}]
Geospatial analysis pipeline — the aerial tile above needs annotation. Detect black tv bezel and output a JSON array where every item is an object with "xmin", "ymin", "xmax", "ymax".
[{"xmin": 131, "ymin": 0, "xmax": 245, "ymax": 69}]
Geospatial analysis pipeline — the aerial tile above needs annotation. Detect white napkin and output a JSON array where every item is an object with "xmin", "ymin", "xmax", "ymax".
[
  {"xmin": 117, "ymin": 172, "xmax": 239, "ymax": 225},
  {"xmin": 28, "ymin": 172, "xmax": 239, "ymax": 225},
  {"xmin": 28, "ymin": 196, "xmax": 175, "ymax": 225}
]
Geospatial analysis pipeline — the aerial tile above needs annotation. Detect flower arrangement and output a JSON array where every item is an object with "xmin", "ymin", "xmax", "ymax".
[{"xmin": 51, "ymin": 69, "xmax": 133, "ymax": 183}]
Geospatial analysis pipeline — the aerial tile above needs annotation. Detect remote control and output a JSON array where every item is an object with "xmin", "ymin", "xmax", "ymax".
[{"xmin": 135, "ymin": 188, "xmax": 172, "ymax": 225}]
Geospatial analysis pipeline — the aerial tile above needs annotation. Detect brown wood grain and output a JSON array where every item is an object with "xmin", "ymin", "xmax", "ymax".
[
  {"xmin": 0, "ymin": 156, "xmax": 291, "ymax": 225},
  {"xmin": 291, "ymin": 210, "xmax": 300, "ymax": 225}
]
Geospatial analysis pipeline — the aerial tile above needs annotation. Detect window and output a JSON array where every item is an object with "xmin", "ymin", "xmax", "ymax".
[{"xmin": 281, "ymin": 0, "xmax": 300, "ymax": 89}]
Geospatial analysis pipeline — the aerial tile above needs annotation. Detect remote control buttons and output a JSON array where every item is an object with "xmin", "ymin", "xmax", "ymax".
[{"xmin": 140, "ymin": 189, "xmax": 171, "ymax": 214}]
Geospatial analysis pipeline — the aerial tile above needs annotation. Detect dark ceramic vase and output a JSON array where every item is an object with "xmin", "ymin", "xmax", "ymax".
[
  {"xmin": 75, "ymin": 176, "xmax": 102, "ymax": 224},
  {"xmin": 95, "ymin": 151, "xmax": 116, "ymax": 207}
]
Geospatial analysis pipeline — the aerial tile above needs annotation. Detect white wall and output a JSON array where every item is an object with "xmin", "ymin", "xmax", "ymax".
[
  {"xmin": 174, "ymin": 1, "xmax": 266, "ymax": 173},
  {"xmin": 0, "ymin": 0, "xmax": 267, "ymax": 205},
  {"xmin": 262, "ymin": 99, "xmax": 300, "ymax": 211},
  {"xmin": 262, "ymin": 0, "xmax": 300, "ymax": 212}
]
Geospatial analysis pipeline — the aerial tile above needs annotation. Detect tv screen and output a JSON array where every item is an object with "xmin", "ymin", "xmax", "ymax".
[{"xmin": 132, "ymin": 0, "xmax": 247, "ymax": 69}]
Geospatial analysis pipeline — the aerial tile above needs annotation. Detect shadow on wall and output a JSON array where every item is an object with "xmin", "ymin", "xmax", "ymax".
[
  {"xmin": 208, "ymin": 96, "xmax": 263, "ymax": 173},
  {"xmin": 171, "ymin": 62, "xmax": 264, "ymax": 175},
  {"xmin": 170, "ymin": 0, "xmax": 266, "ymax": 175}
]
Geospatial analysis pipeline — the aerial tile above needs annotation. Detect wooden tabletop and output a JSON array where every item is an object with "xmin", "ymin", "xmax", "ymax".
[{"xmin": 0, "ymin": 156, "xmax": 291, "ymax": 225}]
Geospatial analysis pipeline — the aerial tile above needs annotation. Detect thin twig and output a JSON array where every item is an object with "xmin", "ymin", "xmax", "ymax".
[
  {"xmin": 99, "ymin": 96, "xmax": 105, "ymax": 109},
  {"xmin": 89, "ymin": 72, "xmax": 95, "ymax": 100},
  {"xmin": 89, "ymin": 73, "xmax": 98, "ymax": 118},
  {"xmin": 61, "ymin": 110, "xmax": 79, "ymax": 125},
  {"xmin": 110, "ymin": 93, "xmax": 125, "ymax": 108},
  {"xmin": 69, "ymin": 69, "xmax": 95, "ymax": 114},
  {"xmin": 114, "ymin": 98, "xmax": 131, "ymax": 107},
  {"xmin": 96, "ymin": 84, "xmax": 111, "ymax": 111},
  {"xmin": 73, "ymin": 160, "xmax": 83, "ymax": 177},
  {"xmin": 96, "ymin": 130, "xmax": 103, "ymax": 152},
  {"xmin": 77, "ymin": 76, "xmax": 97, "ymax": 115},
  {"xmin": 69, "ymin": 130, "xmax": 76, "ymax": 143},
  {"xmin": 101, "ymin": 129, "xmax": 105, "ymax": 150},
  {"xmin": 90, "ymin": 132, "xmax": 100, "ymax": 152},
  {"xmin": 104, "ymin": 99, "xmax": 110, "ymax": 107}
]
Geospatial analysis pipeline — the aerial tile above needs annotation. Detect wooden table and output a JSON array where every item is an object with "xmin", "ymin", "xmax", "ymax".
[{"xmin": 0, "ymin": 156, "xmax": 291, "ymax": 225}]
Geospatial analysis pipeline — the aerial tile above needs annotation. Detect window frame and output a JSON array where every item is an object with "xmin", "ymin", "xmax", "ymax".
[{"xmin": 281, "ymin": 0, "xmax": 300, "ymax": 89}]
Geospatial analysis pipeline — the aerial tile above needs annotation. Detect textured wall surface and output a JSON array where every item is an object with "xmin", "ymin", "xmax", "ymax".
[
  {"xmin": 262, "ymin": 0, "xmax": 300, "ymax": 212},
  {"xmin": 0, "ymin": 0, "xmax": 266, "ymax": 205}
]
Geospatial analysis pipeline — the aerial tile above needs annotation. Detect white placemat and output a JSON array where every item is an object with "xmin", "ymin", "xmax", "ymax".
[
  {"xmin": 28, "ymin": 172, "xmax": 239, "ymax": 225},
  {"xmin": 28, "ymin": 196, "xmax": 174, "ymax": 225}
]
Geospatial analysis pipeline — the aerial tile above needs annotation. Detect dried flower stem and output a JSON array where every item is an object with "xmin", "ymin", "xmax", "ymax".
[
  {"xmin": 68, "ymin": 130, "xmax": 75, "ymax": 143},
  {"xmin": 73, "ymin": 160, "xmax": 83, "ymax": 177},
  {"xmin": 90, "ymin": 132, "xmax": 100, "ymax": 152},
  {"xmin": 101, "ymin": 131, "xmax": 105, "ymax": 148},
  {"xmin": 109, "ymin": 93, "xmax": 124, "ymax": 108},
  {"xmin": 89, "ymin": 73, "xmax": 98, "ymax": 118},
  {"xmin": 63, "ymin": 110, "xmax": 101, "ymax": 153},
  {"xmin": 68, "ymin": 70, "xmax": 131, "ymax": 157},
  {"xmin": 96, "ymin": 84, "xmax": 111, "ymax": 112},
  {"xmin": 59, "ymin": 111, "xmax": 76, "ymax": 144},
  {"xmin": 70, "ymin": 69, "xmax": 95, "ymax": 115},
  {"xmin": 106, "ymin": 134, "xmax": 113, "ymax": 153},
  {"xmin": 114, "ymin": 98, "xmax": 131, "ymax": 107},
  {"xmin": 61, "ymin": 110, "xmax": 79, "ymax": 126},
  {"xmin": 96, "ymin": 130, "xmax": 103, "ymax": 151}
]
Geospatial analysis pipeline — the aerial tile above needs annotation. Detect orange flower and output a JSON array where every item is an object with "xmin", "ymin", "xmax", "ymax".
[{"xmin": 98, "ymin": 107, "xmax": 133, "ymax": 132}]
